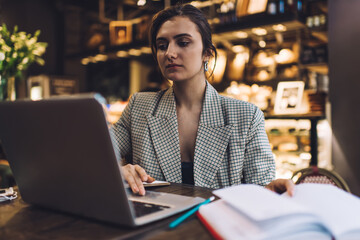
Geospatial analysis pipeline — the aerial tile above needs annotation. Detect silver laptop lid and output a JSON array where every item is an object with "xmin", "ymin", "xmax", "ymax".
[{"xmin": 0, "ymin": 94, "xmax": 137, "ymax": 226}]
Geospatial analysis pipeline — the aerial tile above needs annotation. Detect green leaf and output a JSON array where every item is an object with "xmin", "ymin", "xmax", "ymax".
[
  {"xmin": 34, "ymin": 30, "xmax": 41, "ymax": 37},
  {"xmin": 2, "ymin": 23, "xmax": 7, "ymax": 32},
  {"xmin": 35, "ymin": 57, "xmax": 45, "ymax": 66}
]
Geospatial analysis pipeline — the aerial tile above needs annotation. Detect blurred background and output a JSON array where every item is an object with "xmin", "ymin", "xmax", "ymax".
[{"xmin": 0, "ymin": 0, "xmax": 360, "ymax": 195}]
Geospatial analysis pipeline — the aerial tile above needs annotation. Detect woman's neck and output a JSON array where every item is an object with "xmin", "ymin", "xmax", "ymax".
[{"xmin": 173, "ymin": 77, "xmax": 206, "ymax": 109}]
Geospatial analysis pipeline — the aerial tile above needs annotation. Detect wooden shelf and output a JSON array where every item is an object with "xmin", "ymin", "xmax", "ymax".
[
  {"xmin": 65, "ymin": 40, "xmax": 149, "ymax": 59},
  {"xmin": 311, "ymin": 30, "xmax": 328, "ymax": 43},
  {"xmin": 301, "ymin": 62, "xmax": 328, "ymax": 74},
  {"xmin": 212, "ymin": 12, "xmax": 305, "ymax": 33},
  {"xmin": 264, "ymin": 112, "xmax": 325, "ymax": 120}
]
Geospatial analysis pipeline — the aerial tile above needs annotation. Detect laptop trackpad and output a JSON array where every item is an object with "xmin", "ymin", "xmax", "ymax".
[
  {"xmin": 131, "ymin": 200, "xmax": 170, "ymax": 217},
  {"xmin": 129, "ymin": 191, "xmax": 172, "ymax": 217},
  {"xmin": 129, "ymin": 190, "xmax": 204, "ymax": 225}
]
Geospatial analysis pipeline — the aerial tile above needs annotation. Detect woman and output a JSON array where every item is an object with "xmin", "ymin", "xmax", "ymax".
[{"xmin": 112, "ymin": 4, "xmax": 294, "ymax": 196}]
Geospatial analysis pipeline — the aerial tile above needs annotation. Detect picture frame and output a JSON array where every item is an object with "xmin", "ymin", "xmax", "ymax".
[
  {"xmin": 109, "ymin": 21, "xmax": 132, "ymax": 45},
  {"xmin": 274, "ymin": 81, "xmax": 305, "ymax": 114},
  {"xmin": 236, "ymin": 0, "xmax": 250, "ymax": 17},
  {"xmin": 247, "ymin": 0, "xmax": 268, "ymax": 15},
  {"xmin": 50, "ymin": 76, "xmax": 78, "ymax": 96},
  {"xmin": 27, "ymin": 75, "xmax": 50, "ymax": 100}
]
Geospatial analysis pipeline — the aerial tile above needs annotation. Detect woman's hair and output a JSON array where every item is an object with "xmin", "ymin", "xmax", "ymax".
[{"xmin": 149, "ymin": 4, "xmax": 217, "ymax": 73}]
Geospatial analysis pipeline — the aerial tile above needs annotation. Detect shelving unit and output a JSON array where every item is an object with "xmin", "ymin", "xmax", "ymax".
[
  {"xmin": 265, "ymin": 113, "xmax": 325, "ymax": 166},
  {"xmin": 69, "ymin": 0, "xmax": 330, "ymax": 175},
  {"xmin": 210, "ymin": 1, "xmax": 330, "ymax": 173},
  {"xmin": 212, "ymin": 12, "xmax": 306, "ymax": 37}
]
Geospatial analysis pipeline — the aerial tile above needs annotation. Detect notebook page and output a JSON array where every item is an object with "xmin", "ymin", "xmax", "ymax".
[
  {"xmin": 198, "ymin": 199, "xmax": 267, "ymax": 240},
  {"xmin": 282, "ymin": 183, "xmax": 360, "ymax": 237},
  {"xmin": 198, "ymin": 199, "xmax": 331, "ymax": 240},
  {"xmin": 214, "ymin": 184, "xmax": 310, "ymax": 221}
]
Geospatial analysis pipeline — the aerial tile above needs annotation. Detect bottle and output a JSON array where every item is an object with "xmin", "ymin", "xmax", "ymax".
[
  {"xmin": 279, "ymin": 0, "xmax": 285, "ymax": 14},
  {"xmin": 268, "ymin": 0, "xmax": 277, "ymax": 15},
  {"xmin": 297, "ymin": 0, "xmax": 303, "ymax": 12},
  {"xmin": 287, "ymin": 0, "xmax": 296, "ymax": 11}
]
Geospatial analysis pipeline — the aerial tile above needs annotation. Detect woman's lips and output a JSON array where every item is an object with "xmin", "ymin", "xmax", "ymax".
[{"xmin": 166, "ymin": 64, "xmax": 181, "ymax": 69}]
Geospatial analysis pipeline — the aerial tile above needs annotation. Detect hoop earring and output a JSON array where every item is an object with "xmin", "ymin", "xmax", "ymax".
[{"xmin": 204, "ymin": 61, "xmax": 209, "ymax": 72}]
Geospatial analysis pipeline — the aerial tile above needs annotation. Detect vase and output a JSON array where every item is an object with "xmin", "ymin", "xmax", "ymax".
[{"xmin": 0, "ymin": 76, "xmax": 16, "ymax": 101}]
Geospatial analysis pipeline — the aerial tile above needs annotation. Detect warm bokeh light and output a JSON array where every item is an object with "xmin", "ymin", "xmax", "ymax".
[
  {"xmin": 272, "ymin": 24, "xmax": 287, "ymax": 32},
  {"xmin": 252, "ymin": 27, "xmax": 267, "ymax": 36},
  {"xmin": 208, "ymin": 49, "xmax": 227, "ymax": 84},
  {"xmin": 116, "ymin": 50, "xmax": 128, "ymax": 57},
  {"xmin": 275, "ymin": 48, "xmax": 295, "ymax": 64},
  {"xmin": 234, "ymin": 31, "xmax": 248, "ymax": 38},
  {"xmin": 259, "ymin": 40, "xmax": 266, "ymax": 48},
  {"xmin": 128, "ymin": 49, "xmax": 142, "ymax": 56}
]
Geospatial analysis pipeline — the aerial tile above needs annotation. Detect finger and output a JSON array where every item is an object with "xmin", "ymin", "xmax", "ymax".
[
  {"xmin": 133, "ymin": 172, "xmax": 146, "ymax": 196},
  {"xmin": 285, "ymin": 179, "xmax": 295, "ymax": 197},
  {"xmin": 134, "ymin": 165, "xmax": 149, "ymax": 182},
  {"xmin": 146, "ymin": 176, "xmax": 155, "ymax": 183},
  {"xmin": 125, "ymin": 172, "xmax": 139, "ymax": 194}
]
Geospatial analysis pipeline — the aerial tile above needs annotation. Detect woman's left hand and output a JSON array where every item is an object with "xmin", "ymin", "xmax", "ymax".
[{"xmin": 265, "ymin": 179, "xmax": 295, "ymax": 196}]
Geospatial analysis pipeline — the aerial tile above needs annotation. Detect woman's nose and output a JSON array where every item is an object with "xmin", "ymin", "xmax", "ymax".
[{"xmin": 165, "ymin": 43, "xmax": 177, "ymax": 59}]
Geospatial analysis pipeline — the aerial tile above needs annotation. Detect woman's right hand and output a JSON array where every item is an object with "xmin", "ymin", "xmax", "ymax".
[{"xmin": 121, "ymin": 164, "xmax": 155, "ymax": 195}]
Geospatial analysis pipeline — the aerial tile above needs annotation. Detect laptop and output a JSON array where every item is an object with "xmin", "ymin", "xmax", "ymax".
[{"xmin": 0, "ymin": 94, "xmax": 204, "ymax": 227}]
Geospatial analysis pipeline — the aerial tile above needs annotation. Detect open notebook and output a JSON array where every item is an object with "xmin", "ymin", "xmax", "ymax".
[{"xmin": 198, "ymin": 183, "xmax": 360, "ymax": 240}]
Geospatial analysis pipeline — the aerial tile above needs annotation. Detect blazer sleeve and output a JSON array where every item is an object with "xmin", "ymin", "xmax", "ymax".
[
  {"xmin": 242, "ymin": 107, "xmax": 275, "ymax": 186},
  {"xmin": 111, "ymin": 93, "xmax": 137, "ymax": 164}
]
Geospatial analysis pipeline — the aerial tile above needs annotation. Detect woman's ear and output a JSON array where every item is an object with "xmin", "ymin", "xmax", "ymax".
[{"xmin": 203, "ymin": 49, "xmax": 212, "ymax": 62}]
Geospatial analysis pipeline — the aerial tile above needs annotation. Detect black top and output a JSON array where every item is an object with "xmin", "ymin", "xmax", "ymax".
[{"xmin": 181, "ymin": 162, "xmax": 194, "ymax": 185}]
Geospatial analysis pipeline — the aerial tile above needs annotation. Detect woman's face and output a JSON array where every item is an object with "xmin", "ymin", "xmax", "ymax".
[{"xmin": 155, "ymin": 16, "xmax": 208, "ymax": 83}]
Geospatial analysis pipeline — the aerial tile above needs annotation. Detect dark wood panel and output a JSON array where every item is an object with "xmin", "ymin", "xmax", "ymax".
[
  {"xmin": 0, "ymin": 184, "xmax": 214, "ymax": 239},
  {"xmin": 328, "ymin": 0, "xmax": 360, "ymax": 196}
]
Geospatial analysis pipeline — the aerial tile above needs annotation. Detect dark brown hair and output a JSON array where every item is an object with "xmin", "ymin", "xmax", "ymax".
[{"xmin": 149, "ymin": 4, "xmax": 217, "ymax": 72}]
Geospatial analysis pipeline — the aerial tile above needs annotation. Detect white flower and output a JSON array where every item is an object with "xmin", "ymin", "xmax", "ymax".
[
  {"xmin": 21, "ymin": 57, "xmax": 29, "ymax": 64},
  {"xmin": 33, "ymin": 45, "xmax": 46, "ymax": 56},
  {"xmin": 26, "ymin": 37, "xmax": 37, "ymax": 47},
  {"xmin": 19, "ymin": 32, "xmax": 27, "ymax": 40},
  {"xmin": 0, "ymin": 51, "xmax": 5, "ymax": 61},
  {"xmin": 2, "ymin": 45, "xmax": 11, "ymax": 52},
  {"xmin": 0, "ymin": 24, "xmax": 47, "ymax": 78},
  {"xmin": 14, "ymin": 42, "xmax": 22, "ymax": 50}
]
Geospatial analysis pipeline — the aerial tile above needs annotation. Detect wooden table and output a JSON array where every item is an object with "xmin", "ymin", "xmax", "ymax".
[{"xmin": 0, "ymin": 183, "xmax": 214, "ymax": 240}]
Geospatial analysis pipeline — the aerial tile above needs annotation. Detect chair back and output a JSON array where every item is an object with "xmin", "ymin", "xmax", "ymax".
[{"xmin": 291, "ymin": 166, "xmax": 351, "ymax": 192}]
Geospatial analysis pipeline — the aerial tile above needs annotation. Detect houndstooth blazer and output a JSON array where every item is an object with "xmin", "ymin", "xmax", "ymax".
[{"xmin": 111, "ymin": 81, "xmax": 275, "ymax": 189}]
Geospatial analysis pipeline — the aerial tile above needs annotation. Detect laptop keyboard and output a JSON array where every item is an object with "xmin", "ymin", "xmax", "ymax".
[{"xmin": 131, "ymin": 201, "xmax": 170, "ymax": 218}]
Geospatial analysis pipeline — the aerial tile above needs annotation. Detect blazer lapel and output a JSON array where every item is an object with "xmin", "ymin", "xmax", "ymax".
[
  {"xmin": 194, "ymin": 82, "xmax": 234, "ymax": 187},
  {"xmin": 146, "ymin": 88, "xmax": 182, "ymax": 183}
]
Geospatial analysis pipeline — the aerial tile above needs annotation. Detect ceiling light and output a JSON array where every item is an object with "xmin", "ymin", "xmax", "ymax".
[
  {"xmin": 116, "ymin": 51, "xmax": 128, "ymax": 57},
  {"xmin": 128, "ymin": 49, "xmax": 142, "ymax": 56},
  {"xmin": 140, "ymin": 47, "xmax": 152, "ymax": 54},
  {"xmin": 275, "ymin": 49, "xmax": 295, "ymax": 64},
  {"xmin": 232, "ymin": 45, "xmax": 246, "ymax": 53},
  {"xmin": 94, "ymin": 54, "xmax": 108, "ymax": 62},
  {"xmin": 252, "ymin": 28, "xmax": 267, "ymax": 36},
  {"xmin": 234, "ymin": 31, "xmax": 248, "ymax": 39},
  {"xmin": 137, "ymin": 0, "xmax": 146, "ymax": 6},
  {"xmin": 259, "ymin": 40, "xmax": 266, "ymax": 48},
  {"xmin": 81, "ymin": 58, "xmax": 90, "ymax": 65},
  {"xmin": 272, "ymin": 24, "xmax": 287, "ymax": 32}
]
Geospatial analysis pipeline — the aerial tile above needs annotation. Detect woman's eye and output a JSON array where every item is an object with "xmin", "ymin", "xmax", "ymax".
[
  {"xmin": 178, "ymin": 41, "xmax": 190, "ymax": 47},
  {"xmin": 157, "ymin": 43, "xmax": 168, "ymax": 51}
]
